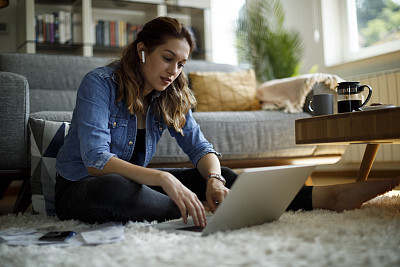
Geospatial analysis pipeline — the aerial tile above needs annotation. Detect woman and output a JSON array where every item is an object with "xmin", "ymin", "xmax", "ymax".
[{"xmin": 55, "ymin": 17, "xmax": 399, "ymax": 227}]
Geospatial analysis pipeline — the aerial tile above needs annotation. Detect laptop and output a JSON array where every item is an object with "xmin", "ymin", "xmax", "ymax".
[{"xmin": 153, "ymin": 164, "xmax": 316, "ymax": 236}]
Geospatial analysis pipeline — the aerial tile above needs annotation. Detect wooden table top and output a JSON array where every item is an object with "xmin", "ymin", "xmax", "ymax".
[{"xmin": 295, "ymin": 107, "xmax": 400, "ymax": 145}]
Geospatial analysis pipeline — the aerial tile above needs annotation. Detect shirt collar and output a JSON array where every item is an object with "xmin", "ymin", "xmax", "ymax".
[{"xmin": 150, "ymin": 91, "xmax": 161, "ymax": 102}]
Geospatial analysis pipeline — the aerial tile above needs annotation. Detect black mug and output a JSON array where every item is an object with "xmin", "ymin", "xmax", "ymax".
[
  {"xmin": 337, "ymin": 81, "xmax": 372, "ymax": 113},
  {"xmin": 308, "ymin": 94, "xmax": 334, "ymax": 116}
]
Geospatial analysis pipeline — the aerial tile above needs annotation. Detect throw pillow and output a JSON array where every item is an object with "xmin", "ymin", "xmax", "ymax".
[
  {"xmin": 29, "ymin": 117, "xmax": 70, "ymax": 216},
  {"xmin": 189, "ymin": 69, "xmax": 261, "ymax": 112}
]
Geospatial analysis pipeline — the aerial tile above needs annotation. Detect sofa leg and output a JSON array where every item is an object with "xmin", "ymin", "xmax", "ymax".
[{"xmin": 12, "ymin": 174, "xmax": 31, "ymax": 214}]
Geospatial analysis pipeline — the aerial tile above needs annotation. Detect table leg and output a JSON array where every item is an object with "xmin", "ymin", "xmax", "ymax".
[{"xmin": 356, "ymin": 144, "xmax": 380, "ymax": 181}]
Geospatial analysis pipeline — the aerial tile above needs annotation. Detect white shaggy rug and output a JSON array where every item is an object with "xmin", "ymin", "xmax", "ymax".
[{"xmin": 1, "ymin": 193, "xmax": 400, "ymax": 267}]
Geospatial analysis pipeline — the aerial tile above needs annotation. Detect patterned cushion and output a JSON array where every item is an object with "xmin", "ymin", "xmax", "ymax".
[
  {"xmin": 189, "ymin": 70, "xmax": 261, "ymax": 112},
  {"xmin": 29, "ymin": 117, "xmax": 70, "ymax": 215}
]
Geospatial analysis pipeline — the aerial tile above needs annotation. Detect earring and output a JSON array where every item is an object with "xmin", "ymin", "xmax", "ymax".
[{"xmin": 141, "ymin": 51, "xmax": 145, "ymax": 63}]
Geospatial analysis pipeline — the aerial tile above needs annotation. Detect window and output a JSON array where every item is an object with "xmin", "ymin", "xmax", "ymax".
[
  {"xmin": 322, "ymin": 0, "xmax": 400, "ymax": 66},
  {"xmin": 211, "ymin": 0, "xmax": 245, "ymax": 65},
  {"xmin": 353, "ymin": 0, "xmax": 400, "ymax": 49}
]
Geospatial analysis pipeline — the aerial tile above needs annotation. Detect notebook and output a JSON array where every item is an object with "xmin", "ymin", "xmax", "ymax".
[{"xmin": 153, "ymin": 164, "xmax": 316, "ymax": 236}]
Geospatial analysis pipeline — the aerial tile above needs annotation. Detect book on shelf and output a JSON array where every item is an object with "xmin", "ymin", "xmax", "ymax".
[
  {"xmin": 110, "ymin": 21, "xmax": 116, "ymax": 47},
  {"xmin": 36, "ymin": 15, "xmax": 43, "ymax": 43},
  {"xmin": 104, "ymin": 21, "xmax": 110, "ymax": 47},
  {"xmin": 94, "ymin": 19, "xmax": 142, "ymax": 48},
  {"xmin": 35, "ymin": 10, "xmax": 80, "ymax": 45},
  {"xmin": 54, "ymin": 10, "xmax": 66, "ymax": 44}
]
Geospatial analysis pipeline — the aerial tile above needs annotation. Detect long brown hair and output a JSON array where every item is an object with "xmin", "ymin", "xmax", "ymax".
[{"xmin": 114, "ymin": 17, "xmax": 197, "ymax": 135}]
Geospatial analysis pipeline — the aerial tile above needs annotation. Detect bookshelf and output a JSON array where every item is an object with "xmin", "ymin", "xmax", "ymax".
[{"xmin": 17, "ymin": 0, "xmax": 211, "ymax": 60}]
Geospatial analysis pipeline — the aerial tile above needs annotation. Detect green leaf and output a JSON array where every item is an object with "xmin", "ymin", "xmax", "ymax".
[{"xmin": 235, "ymin": 0, "xmax": 304, "ymax": 82}]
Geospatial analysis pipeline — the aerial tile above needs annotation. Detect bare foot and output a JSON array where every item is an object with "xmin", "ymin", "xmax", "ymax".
[{"xmin": 312, "ymin": 177, "xmax": 400, "ymax": 212}]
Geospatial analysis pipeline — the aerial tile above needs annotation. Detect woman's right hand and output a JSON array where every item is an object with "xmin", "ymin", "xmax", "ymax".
[{"xmin": 158, "ymin": 172, "xmax": 206, "ymax": 228}]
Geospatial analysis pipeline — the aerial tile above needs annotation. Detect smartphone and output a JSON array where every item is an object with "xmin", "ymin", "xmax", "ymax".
[{"xmin": 39, "ymin": 231, "xmax": 77, "ymax": 242}]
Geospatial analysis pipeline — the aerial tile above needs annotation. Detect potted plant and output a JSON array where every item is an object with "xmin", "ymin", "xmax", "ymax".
[{"xmin": 236, "ymin": 0, "xmax": 304, "ymax": 82}]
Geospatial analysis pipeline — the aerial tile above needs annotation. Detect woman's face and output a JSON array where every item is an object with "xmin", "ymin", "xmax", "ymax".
[{"xmin": 140, "ymin": 38, "xmax": 190, "ymax": 96}]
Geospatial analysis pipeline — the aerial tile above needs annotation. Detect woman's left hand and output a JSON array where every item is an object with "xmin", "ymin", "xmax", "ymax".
[{"xmin": 205, "ymin": 178, "xmax": 230, "ymax": 213}]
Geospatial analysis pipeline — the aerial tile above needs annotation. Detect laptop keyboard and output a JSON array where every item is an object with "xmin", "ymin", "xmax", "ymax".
[{"xmin": 176, "ymin": 225, "xmax": 204, "ymax": 232}]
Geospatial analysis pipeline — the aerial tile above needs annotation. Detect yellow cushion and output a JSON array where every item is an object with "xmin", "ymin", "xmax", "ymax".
[{"xmin": 189, "ymin": 69, "xmax": 261, "ymax": 112}]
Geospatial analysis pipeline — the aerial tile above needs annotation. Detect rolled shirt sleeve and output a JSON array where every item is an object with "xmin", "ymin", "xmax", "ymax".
[
  {"xmin": 76, "ymin": 71, "xmax": 117, "ymax": 169},
  {"xmin": 168, "ymin": 109, "xmax": 221, "ymax": 167}
]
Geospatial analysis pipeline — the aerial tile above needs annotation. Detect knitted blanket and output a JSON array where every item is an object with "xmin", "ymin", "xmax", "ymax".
[{"xmin": 256, "ymin": 73, "xmax": 344, "ymax": 113}]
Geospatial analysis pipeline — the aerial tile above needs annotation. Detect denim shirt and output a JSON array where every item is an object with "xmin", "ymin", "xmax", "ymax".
[{"xmin": 56, "ymin": 65, "xmax": 219, "ymax": 181}]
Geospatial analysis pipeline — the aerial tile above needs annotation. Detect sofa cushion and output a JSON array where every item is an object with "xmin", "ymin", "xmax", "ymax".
[
  {"xmin": 189, "ymin": 70, "xmax": 261, "ymax": 112},
  {"xmin": 29, "ymin": 117, "xmax": 70, "ymax": 215},
  {"xmin": 150, "ymin": 110, "xmax": 317, "ymax": 164},
  {"xmin": 0, "ymin": 53, "xmax": 111, "ymax": 92},
  {"xmin": 30, "ymin": 89, "xmax": 77, "ymax": 113},
  {"xmin": 0, "ymin": 53, "xmax": 111, "ymax": 113}
]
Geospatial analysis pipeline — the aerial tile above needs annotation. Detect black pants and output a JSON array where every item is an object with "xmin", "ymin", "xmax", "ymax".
[{"xmin": 55, "ymin": 167, "xmax": 313, "ymax": 224}]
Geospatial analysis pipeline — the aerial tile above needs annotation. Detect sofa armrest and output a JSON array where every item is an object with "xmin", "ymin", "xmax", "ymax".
[{"xmin": 0, "ymin": 72, "xmax": 30, "ymax": 170}]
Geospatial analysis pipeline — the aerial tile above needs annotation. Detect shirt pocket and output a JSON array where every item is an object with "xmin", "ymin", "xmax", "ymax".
[
  {"xmin": 109, "ymin": 117, "xmax": 128, "ymax": 146},
  {"xmin": 152, "ymin": 121, "xmax": 167, "ymax": 139}
]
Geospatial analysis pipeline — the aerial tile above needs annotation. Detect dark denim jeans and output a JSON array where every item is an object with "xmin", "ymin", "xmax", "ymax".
[{"xmin": 55, "ymin": 167, "xmax": 312, "ymax": 224}]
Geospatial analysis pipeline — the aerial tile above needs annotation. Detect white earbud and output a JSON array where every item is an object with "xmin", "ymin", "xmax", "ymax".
[{"xmin": 141, "ymin": 51, "xmax": 145, "ymax": 63}]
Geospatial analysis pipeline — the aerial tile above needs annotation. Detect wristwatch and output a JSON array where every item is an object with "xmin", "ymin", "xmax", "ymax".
[{"xmin": 205, "ymin": 173, "xmax": 226, "ymax": 185}]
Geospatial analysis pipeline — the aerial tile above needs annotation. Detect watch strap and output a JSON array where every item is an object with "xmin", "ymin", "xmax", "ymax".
[{"xmin": 204, "ymin": 173, "xmax": 226, "ymax": 185}]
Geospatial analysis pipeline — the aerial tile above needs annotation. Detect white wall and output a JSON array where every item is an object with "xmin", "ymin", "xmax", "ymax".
[{"xmin": 280, "ymin": 0, "xmax": 326, "ymax": 75}]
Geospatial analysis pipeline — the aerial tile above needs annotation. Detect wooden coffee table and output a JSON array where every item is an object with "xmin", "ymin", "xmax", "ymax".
[{"xmin": 295, "ymin": 107, "xmax": 400, "ymax": 181}]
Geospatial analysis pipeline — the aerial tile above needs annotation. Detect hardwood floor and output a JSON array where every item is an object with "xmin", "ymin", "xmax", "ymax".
[
  {"xmin": 0, "ymin": 181, "xmax": 22, "ymax": 215},
  {"xmin": 310, "ymin": 169, "xmax": 400, "ymax": 188}
]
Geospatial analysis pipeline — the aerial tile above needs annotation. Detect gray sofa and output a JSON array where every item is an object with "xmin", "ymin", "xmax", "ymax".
[{"xmin": 0, "ymin": 52, "xmax": 345, "ymax": 213}]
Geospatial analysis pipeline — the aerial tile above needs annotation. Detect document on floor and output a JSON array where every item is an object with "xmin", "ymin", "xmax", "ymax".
[
  {"xmin": 0, "ymin": 228, "xmax": 82, "ymax": 246},
  {"xmin": 0, "ymin": 223, "xmax": 125, "ymax": 246},
  {"xmin": 80, "ymin": 223, "xmax": 125, "ymax": 245}
]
